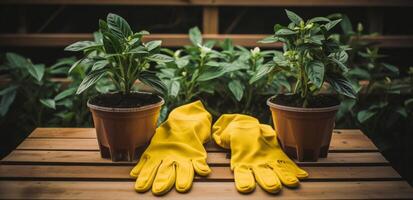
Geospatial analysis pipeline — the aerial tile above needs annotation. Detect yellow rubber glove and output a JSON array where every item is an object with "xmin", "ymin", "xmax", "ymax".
[
  {"xmin": 212, "ymin": 114, "xmax": 308, "ymax": 193},
  {"xmin": 130, "ymin": 101, "xmax": 212, "ymax": 195}
]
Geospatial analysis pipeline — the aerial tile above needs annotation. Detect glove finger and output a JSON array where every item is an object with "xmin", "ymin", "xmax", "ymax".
[
  {"xmin": 130, "ymin": 155, "xmax": 148, "ymax": 178},
  {"xmin": 252, "ymin": 165, "xmax": 281, "ymax": 193},
  {"xmin": 234, "ymin": 165, "xmax": 255, "ymax": 193},
  {"xmin": 135, "ymin": 158, "xmax": 162, "ymax": 193},
  {"xmin": 152, "ymin": 159, "xmax": 176, "ymax": 196},
  {"xmin": 269, "ymin": 161, "xmax": 300, "ymax": 187},
  {"xmin": 192, "ymin": 159, "xmax": 211, "ymax": 176},
  {"xmin": 175, "ymin": 160, "xmax": 194, "ymax": 193},
  {"xmin": 290, "ymin": 162, "xmax": 309, "ymax": 179}
]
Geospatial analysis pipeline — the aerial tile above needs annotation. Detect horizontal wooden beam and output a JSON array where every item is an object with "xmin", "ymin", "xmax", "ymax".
[
  {"xmin": 0, "ymin": 33, "xmax": 281, "ymax": 48},
  {"xmin": 1, "ymin": 34, "xmax": 413, "ymax": 48},
  {"xmin": 1, "ymin": 0, "xmax": 412, "ymax": 6}
]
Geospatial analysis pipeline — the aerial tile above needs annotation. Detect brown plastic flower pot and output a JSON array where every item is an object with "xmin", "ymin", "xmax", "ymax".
[
  {"xmin": 88, "ymin": 95, "xmax": 164, "ymax": 162},
  {"xmin": 267, "ymin": 95, "xmax": 339, "ymax": 162}
]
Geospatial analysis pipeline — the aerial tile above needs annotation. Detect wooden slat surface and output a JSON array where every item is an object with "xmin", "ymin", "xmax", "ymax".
[
  {"xmin": 1, "ymin": 181, "xmax": 412, "ymax": 199},
  {"xmin": 1, "ymin": 128, "xmax": 412, "ymax": 199},
  {"xmin": 1, "ymin": 150, "xmax": 388, "ymax": 166},
  {"xmin": 1, "ymin": 0, "xmax": 412, "ymax": 6},
  {"xmin": 23, "ymin": 128, "xmax": 378, "ymax": 152},
  {"xmin": 0, "ymin": 165, "xmax": 401, "ymax": 181},
  {"xmin": 1, "ymin": 34, "xmax": 412, "ymax": 48}
]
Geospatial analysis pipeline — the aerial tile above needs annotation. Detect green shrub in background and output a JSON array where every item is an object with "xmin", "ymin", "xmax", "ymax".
[
  {"xmin": 0, "ymin": 53, "xmax": 72, "ymax": 157},
  {"xmin": 156, "ymin": 27, "xmax": 239, "ymax": 120},
  {"xmin": 332, "ymin": 14, "xmax": 413, "ymax": 184},
  {"xmin": 209, "ymin": 40, "xmax": 289, "ymax": 121}
]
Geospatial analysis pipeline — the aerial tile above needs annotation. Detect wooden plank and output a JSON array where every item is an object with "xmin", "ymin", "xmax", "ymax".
[
  {"xmin": 210, "ymin": 0, "xmax": 413, "ymax": 7},
  {"xmin": 0, "ymin": 181, "xmax": 412, "ymax": 199},
  {"xmin": 0, "ymin": 165, "xmax": 401, "ymax": 181},
  {"xmin": 203, "ymin": 6, "xmax": 219, "ymax": 34},
  {"xmin": 0, "ymin": 33, "xmax": 281, "ymax": 48},
  {"xmin": 29, "ymin": 128, "xmax": 96, "ymax": 138},
  {"xmin": 0, "ymin": 0, "xmax": 212, "ymax": 6},
  {"xmin": 24, "ymin": 128, "xmax": 377, "ymax": 152},
  {"xmin": 353, "ymin": 35, "xmax": 413, "ymax": 48},
  {"xmin": 1, "ymin": 34, "xmax": 412, "ymax": 48},
  {"xmin": 1, "ymin": 0, "xmax": 412, "ymax": 6},
  {"xmin": 1, "ymin": 150, "xmax": 388, "ymax": 166}
]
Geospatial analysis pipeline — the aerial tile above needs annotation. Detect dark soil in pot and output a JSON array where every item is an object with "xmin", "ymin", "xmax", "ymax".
[
  {"xmin": 89, "ymin": 92, "xmax": 162, "ymax": 108},
  {"xmin": 271, "ymin": 93, "xmax": 340, "ymax": 108}
]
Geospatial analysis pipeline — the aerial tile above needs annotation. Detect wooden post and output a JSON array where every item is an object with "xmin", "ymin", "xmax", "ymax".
[{"xmin": 203, "ymin": 6, "xmax": 219, "ymax": 34}]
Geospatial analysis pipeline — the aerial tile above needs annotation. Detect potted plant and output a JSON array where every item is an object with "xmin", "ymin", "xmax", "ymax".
[
  {"xmin": 252, "ymin": 10, "xmax": 356, "ymax": 161},
  {"xmin": 65, "ymin": 13, "xmax": 173, "ymax": 161}
]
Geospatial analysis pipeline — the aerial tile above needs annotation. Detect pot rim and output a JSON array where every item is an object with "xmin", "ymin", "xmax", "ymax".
[
  {"xmin": 87, "ymin": 91, "xmax": 164, "ymax": 113},
  {"xmin": 267, "ymin": 95, "xmax": 340, "ymax": 113}
]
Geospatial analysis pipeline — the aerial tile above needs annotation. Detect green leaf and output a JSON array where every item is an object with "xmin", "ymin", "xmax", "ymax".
[
  {"xmin": 106, "ymin": 13, "xmax": 133, "ymax": 39},
  {"xmin": 308, "ymin": 35, "xmax": 324, "ymax": 45},
  {"xmin": 395, "ymin": 107, "xmax": 407, "ymax": 118},
  {"xmin": 305, "ymin": 60, "xmax": 325, "ymax": 88},
  {"xmin": 204, "ymin": 40, "xmax": 216, "ymax": 48},
  {"xmin": 68, "ymin": 59, "xmax": 83, "ymax": 74},
  {"xmin": 0, "ymin": 87, "xmax": 17, "ymax": 117},
  {"xmin": 308, "ymin": 17, "xmax": 331, "ymax": 23},
  {"xmin": 139, "ymin": 71, "xmax": 167, "ymax": 95},
  {"xmin": 346, "ymin": 68, "xmax": 370, "ymax": 79},
  {"xmin": 175, "ymin": 58, "xmax": 189, "ymax": 68},
  {"xmin": 54, "ymin": 88, "xmax": 76, "ymax": 101},
  {"xmin": 92, "ymin": 60, "xmax": 109, "ymax": 71},
  {"xmin": 285, "ymin": 9, "xmax": 303, "ymax": 25},
  {"xmin": 275, "ymin": 29, "xmax": 298, "ymax": 36},
  {"xmin": 228, "ymin": 80, "xmax": 244, "ymax": 101},
  {"xmin": 326, "ymin": 74, "xmax": 356, "ymax": 98},
  {"xmin": 146, "ymin": 54, "xmax": 174, "ymax": 63},
  {"xmin": 339, "ymin": 15, "xmax": 354, "ymax": 35},
  {"xmin": 99, "ymin": 19, "xmax": 109, "ymax": 32},
  {"xmin": 76, "ymin": 69, "xmax": 107, "ymax": 94},
  {"xmin": 197, "ymin": 67, "xmax": 226, "ymax": 82},
  {"xmin": 403, "ymin": 98, "xmax": 413, "ymax": 112},
  {"xmin": 189, "ymin": 27, "xmax": 202, "ymax": 45},
  {"xmin": 382, "ymin": 63, "xmax": 399, "ymax": 74},
  {"xmin": 357, "ymin": 109, "xmax": 377, "ymax": 123},
  {"xmin": 168, "ymin": 80, "xmax": 180, "ymax": 97},
  {"xmin": 65, "ymin": 41, "xmax": 100, "ymax": 52},
  {"xmin": 145, "ymin": 40, "xmax": 162, "ymax": 51},
  {"xmin": 6, "ymin": 52, "xmax": 28, "ymax": 68},
  {"xmin": 336, "ymin": 51, "xmax": 349, "ymax": 63},
  {"xmin": 27, "ymin": 63, "xmax": 45, "ymax": 82},
  {"xmin": 40, "ymin": 99, "xmax": 56, "ymax": 109},
  {"xmin": 330, "ymin": 57, "xmax": 348, "ymax": 72},
  {"xmin": 249, "ymin": 62, "xmax": 275, "ymax": 84},
  {"xmin": 324, "ymin": 19, "xmax": 342, "ymax": 31},
  {"xmin": 258, "ymin": 35, "xmax": 279, "ymax": 43},
  {"xmin": 49, "ymin": 57, "xmax": 75, "ymax": 73},
  {"xmin": 102, "ymin": 31, "xmax": 123, "ymax": 54}
]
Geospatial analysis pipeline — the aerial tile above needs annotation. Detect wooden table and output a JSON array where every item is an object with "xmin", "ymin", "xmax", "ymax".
[{"xmin": 1, "ymin": 128, "xmax": 412, "ymax": 199}]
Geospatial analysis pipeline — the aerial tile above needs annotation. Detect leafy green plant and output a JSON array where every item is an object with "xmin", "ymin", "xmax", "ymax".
[
  {"xmin": 0, "ymin": 53, "xmax": 67, "ymax": 121},
  {"xmin": 65, "ymin": 13, "xmax": 172, "ymax": 95},
  {"xmin": 0, "ymin": 53, "xmax": 72, "ymax": 157},
  {"xmin": 157, "ymin": 27, "xmax": 237, "ymax": 117},
  {"xmin": 212, "ymin": 39, "xmax": 290, "ymax": 119},
  {"xmin": 253, "ymin": 9, "xmax": 356, "ymax": 107}
]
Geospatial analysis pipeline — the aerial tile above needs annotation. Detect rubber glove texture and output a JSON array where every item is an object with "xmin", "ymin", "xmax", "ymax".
[
  {"xmin": 130, "ymin": 101, "xmax": 212, "ymax": 195},
  {"xmin": 212, "ymin": 114, "xmax": 308, "ymax": 194}
]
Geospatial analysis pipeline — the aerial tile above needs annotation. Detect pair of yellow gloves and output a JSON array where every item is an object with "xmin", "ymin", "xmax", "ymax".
[{"xmin": 130, "ymin": 101, "xmax": 308, "ymax": 195}]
